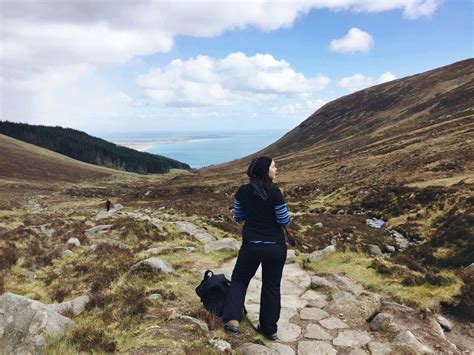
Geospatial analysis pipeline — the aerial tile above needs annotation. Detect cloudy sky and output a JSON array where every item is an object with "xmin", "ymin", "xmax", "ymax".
[{"xmin": 1, "ymin": 0, "xmax": 472, "ymax": 135}]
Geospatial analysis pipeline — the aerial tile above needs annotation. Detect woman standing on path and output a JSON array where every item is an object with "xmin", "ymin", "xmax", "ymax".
[{"xmin": 222, "ymin": 156, "xmax": 291, "ymax": 340}]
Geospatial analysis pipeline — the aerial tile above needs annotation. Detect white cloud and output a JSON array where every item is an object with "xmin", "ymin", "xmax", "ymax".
[
  {"xmin": 378, "ymin": 71, "xmax": 397, "ymax": 83},
  {"xmin": 137, "ymin": 53, "xmax": 330, "ymax": 107},
  {"xmin": 338, "ymin": 72, "xmax": 397, "ymax": 91},
  {"xmin": 330, "ymin": 28, "xmax": 374, "ymax": 54},
  {"xmin": 1, "ymin": 1, "xmax": 438, "ymax": 92}
]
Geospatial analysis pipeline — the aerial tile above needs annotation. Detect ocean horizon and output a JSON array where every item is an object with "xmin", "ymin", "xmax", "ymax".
[{"xmin": 103, "ymin": 129, "xmax": 288, "ymax": 169}]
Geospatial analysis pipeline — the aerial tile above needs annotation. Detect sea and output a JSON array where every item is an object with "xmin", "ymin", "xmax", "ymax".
[{"xmin": 103, "ymin": 130, "xmax": 288, "ymax": 169}]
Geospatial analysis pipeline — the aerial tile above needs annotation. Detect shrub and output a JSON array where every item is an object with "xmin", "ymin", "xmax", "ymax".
[
  {"xmin": 401, "ymin": 274, "xmax": 425, "ymax": 286},
  {"xmin": 424, "ymin": 272, "xmax": 455, "ymax": 286},
  {"xmin": 369, "ymin": 259, "xmax": 393, "ymax": 275},
  {"xmin": 68, "ymin": 317, "xmax": 116, "ymax": 352}
]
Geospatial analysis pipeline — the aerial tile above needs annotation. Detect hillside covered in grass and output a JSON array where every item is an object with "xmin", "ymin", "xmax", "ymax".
[{"xmin": 0, "ymin": 121, "xmax": 190, "ymax": 174}]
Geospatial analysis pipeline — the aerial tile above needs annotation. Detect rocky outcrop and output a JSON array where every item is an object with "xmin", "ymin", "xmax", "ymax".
[
  {"xmin": 0, "ymin": 293, "xmax": 75, "ymax": 355},
  {"xmin": 307, "ymin": 245, "xmax": 336, "ymax": 262},
  {"xmin": 204, "ymin": 237, "xmax": 241, "ymax": 254},
  {"xmin": 48, "ymin": 294, "xmax": 89, "ymax": 316},
  {"xmin": 130, "ymin": 257, "xmax": 175, "ymax": 275}
]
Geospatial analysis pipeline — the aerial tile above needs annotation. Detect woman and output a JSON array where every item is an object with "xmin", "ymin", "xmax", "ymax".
[{"xmin": 222, "ymin": 156, "xmax": 291, "ymax": 340}]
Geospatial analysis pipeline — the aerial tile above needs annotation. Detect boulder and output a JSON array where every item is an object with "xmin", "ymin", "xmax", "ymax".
[
  {"xmin": 147, "ymin": 294, "xmax": 163, "ymax": 301},
  {"xmin": 308, "ymin": 245, "xmax": 336, "ymax": 262},
  {"xmin": 48, "ymin": 294, "xmax": 89, "ymax": 316},
  {"xmin": 368, "ymin": 244, "xmax": 383, "ymax": 257},
  {"xmin": 1, "ymin": 293, "xmax": 75, "ymax": 354},
  {"xmin": 393, "ymin": 330, "xmax": 433, "ymax": 353},
  {"xmin": 315, "ymin": 222, "xmax": 323, "ymax": 227},
  {"xmin": 130, "ymin": 257, "xmax": 175, "ymax": 275},
  {"xmin": 436, "ymin": 314, "xmax": 453, "ymax": 331},
  {"xmin": 204, "ymin": 238, "xmax": 240, "ymax": 254},
  {"xmin": 385, "ymin": 245, "xmax": 396, "ymax": 253},
  {"xmin": 310, "ymin": 276, "xmax": 337, "ymax": 291},
  {"xmin": 66, "ymin": 237, "xmax": 80, "ymax": 247},
  {"xmin": 209, "ymin": 339, "xmax": 231, "ymax": 352},
  {"xmin": 369, "ymin": 312, "xmax": 393, "ymax": 331},
  {"xmin": 86, "ymin": 224, "xmax": 112, "ymax": 233}
]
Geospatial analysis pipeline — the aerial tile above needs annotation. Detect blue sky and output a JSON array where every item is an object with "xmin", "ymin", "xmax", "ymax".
[{"xmin": 1, "ymin": 0, "xmax": 472, "ymax": 135}]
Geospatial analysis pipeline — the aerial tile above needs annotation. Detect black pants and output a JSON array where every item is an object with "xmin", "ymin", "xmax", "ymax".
[{"xmin": 222, "ymin": 242, "xmax": 286, "ymax": 335}]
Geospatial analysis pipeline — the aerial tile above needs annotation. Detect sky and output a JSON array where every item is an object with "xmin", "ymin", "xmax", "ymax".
[{"xmin": 1, "ymin": 0, "xmax": 472, "ymax": 136}]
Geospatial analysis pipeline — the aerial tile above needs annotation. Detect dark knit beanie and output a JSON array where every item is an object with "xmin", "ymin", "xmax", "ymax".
[{"xmin": 247, "ymin": 156, "xmax": 273, "ymax": 200}]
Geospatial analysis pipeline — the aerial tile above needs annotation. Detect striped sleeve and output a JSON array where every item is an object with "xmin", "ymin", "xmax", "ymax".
[
  {"xmin": 273, "ymin": 187, "xmax": 291, "ymax": 227},
  {"xmin": 274, "ymin": 203, "xmax": 291, "ymax": 227},
  {"xmin": 234, "ymin": 198, "xmax": 245, "ymax": 222}
]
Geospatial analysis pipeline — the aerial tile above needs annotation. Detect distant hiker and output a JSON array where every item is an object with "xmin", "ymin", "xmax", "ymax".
[
  {"xmin": 222, "ymin": 156, "xmax": 291, "ymax": 340},
  {"xmin": 105, "ymin": 199, "xmax": 112, "ymax": 212}
]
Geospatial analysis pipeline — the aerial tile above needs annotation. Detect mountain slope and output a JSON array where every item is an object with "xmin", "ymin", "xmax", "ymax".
[
  {"xmin": 0, "ymin": 122, "xmax": 190, "ymax": 174},
  {"xmin": 152, "ymin": 59, "xmax": 473, "ymax": 271},
  {"xmin": 0, "ymin": 134, "xmax": 126, "ymax": 182}
]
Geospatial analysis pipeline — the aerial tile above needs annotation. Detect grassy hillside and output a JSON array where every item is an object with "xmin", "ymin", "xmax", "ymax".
[
  {"xmin": 0, "ymin": 121, "xmax": 191, "ymax": 174},
  {"xmin": 141, "ymin": 59, "xmax": 473, "ymax": 270}
]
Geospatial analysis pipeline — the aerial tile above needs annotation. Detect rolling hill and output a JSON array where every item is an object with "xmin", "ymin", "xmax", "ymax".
[{"xmin": 0, "ymin": 122, "xmax": 190, "ymax": 174}]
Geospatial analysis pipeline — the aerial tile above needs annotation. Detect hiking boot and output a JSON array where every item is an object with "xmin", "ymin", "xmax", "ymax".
[
  {"xmin": 256, "ymin": 325, "xmax": 279, "ymax": 341},
  {"xmin": 224, "ymin": 320, "xmax": 240, "ymax": 333}
]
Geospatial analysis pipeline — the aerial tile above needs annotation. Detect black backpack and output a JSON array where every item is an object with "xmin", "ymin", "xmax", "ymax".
[{"xmin": 195, "ymin": 270, "xmax": 230, "ymax": 318}]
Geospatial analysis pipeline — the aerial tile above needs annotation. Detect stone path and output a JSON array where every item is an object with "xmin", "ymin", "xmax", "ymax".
[{"xmin": 213, "ymin": 257, "xmax": 421, "ymax": 355}]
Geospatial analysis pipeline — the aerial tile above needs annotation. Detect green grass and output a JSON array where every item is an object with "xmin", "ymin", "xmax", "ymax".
[{"xmin": 306, "ymin": 252, "xmax": 462, "ymax": 309}]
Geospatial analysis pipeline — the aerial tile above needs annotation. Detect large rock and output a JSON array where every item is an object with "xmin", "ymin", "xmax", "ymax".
[
  {"xmin": 130, "ymin": 257, "xmax": 175, "ymax": 275},
  {"xmin": 369, "ymin": 312, "xmax": 393, "ymax": 331},
  {"xmin": 48, "ymin": 295, "xmax": 89, "ymax": 316},
  {"xmin": 310, "ymin": 276, "xmax": 337, "ymax": 291},
  {"xmin": 66, "ymin": 237, "xmax": 80, "ymax": 247},
  {"xmin": 436, "ymin": 314, "xmax": 453, "ymax": 331},
  {"xmin": 209, "ymin": 339, "xmax": 231, "ymax": 352},
  {"xmin": 393, "ymin": 330, "xmax": 433, "ymax": 353},
  {"xmin": 332, "ymin": 330, "xmax": 371, "ymax": 347},
  {"xmin": 307, "ymin": 245, "xmax": 336, "ymax": 262},
  {"xmin": 204, "ymin": 238, "xmax": 241, "ymax": 254},
  {"xmin": 326, "ymin": 275, "xmax": 364, "ymax": 295},
  {"xmin": 174, "ymin": 221, "xmax": 217, "ymax": 244},
  {"xmin": 86, "ymin": 224, "xmax": 112, "ymax": 233},
  {"xmin": 368, "ymin": 244, "xmax": 383, "ymax": 256},
  {"xmin": 297, "ymin": 341, "xmax": 336, "ymax": 355},
  {"xmin": 1, "ymin": 293, "xmax": 75, "ymax": 354}
]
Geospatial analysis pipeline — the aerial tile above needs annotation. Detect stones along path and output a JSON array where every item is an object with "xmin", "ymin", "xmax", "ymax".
[{"xmin": 214, "ymin": 257, "xmax": 391, "ymax": 355}]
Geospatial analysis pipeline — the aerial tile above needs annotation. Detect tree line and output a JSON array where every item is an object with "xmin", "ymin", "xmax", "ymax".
[{"xmin": 0, "ymin": 121, "xmax": 190, "ymax": 174}]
